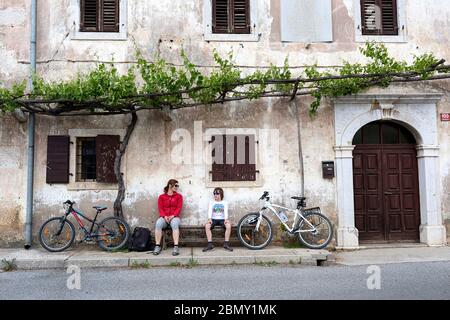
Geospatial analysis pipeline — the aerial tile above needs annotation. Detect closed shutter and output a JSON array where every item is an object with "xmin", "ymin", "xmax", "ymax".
[
  {"xmin": 80, "ymin": 0, "xmax": 98, "ymax": 32},
  {"xmin": 213, "ymin": 0, "xmax": 229, "ymax": 33},
  {"xmin": 212, "ymin": 0, "xmax": 250, "ymax": 34},
  {"xmin": 281, "ymin": 0, "xmax": 333, "ymax": 42},
  {"xmin": 101, "ymin": 0, "xmax": 119, "ymax": 32},
  {"xmin": 361, "ymin": 0, "xmax": 398, "ymax": 35},
  {"xmin": 380, "ymin": 0, "xmax": 398, "ymax": 35},
  {"xmin": 46, "ymin": 136, "xmax": 70, "ymax": 184},
  {"xmin": 96, "ymin": 135, "xmax": 120, "ymax": 183},
  {"xmin": 80, "ymin": 0, "xmax": 119, "ymax": 32},
  {"xmin": 212, "ymin": 135, "xmax": 256, "ymax": 181},
  {"xmin": 232, "ymin": 0, "xmax": 250, "ymax": 34}
]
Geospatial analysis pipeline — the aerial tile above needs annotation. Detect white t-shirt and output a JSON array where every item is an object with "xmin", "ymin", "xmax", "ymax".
[{"xmin": 208, "ymin": 200, "xmax": 228, "ymax": 220}]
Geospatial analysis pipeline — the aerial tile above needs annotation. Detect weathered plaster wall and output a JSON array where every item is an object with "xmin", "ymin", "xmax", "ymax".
[
  {"xmin": 1, "ymin": 0, "xmax": 449, "ymax": 244},
  {"xmin": 0, "ymin": 114, "xmax": 27, "ymax": 245},
  {"xmin": 0, "ymin": 0, "xmax": 29, "ymax": 86},
  {"xmin": 29, "ymin": 97, "xmax": 338, "ymax": 239}
]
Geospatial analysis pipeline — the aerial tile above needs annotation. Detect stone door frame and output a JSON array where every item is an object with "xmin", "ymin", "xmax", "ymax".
[{"xmin": 333, "ymin": 93, "xmax": 447, "ymax": 249}]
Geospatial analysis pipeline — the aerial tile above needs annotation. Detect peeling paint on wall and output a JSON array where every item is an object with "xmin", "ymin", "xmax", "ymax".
[{"xmin": 0, "ymin": 0, "xmax": 449, "ymax": 244}]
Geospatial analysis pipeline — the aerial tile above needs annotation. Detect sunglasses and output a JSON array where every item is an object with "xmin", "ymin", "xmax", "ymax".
[
  {"xmin": 213, "ymin": 192, "xmax": 221, "ymax": 195},
  {"xmin": 174, "ymin": 184, "xmax": 179, "ymax": 188}
]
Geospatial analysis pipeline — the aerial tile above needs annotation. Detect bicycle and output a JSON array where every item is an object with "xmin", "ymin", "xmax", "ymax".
[
  {"xmin": 237, "ymin": 191, "xmax": 333, "ymax": 250},
  {"xmin": 39, "ymin": 200, "xmax": 131, "ymax": 252}
]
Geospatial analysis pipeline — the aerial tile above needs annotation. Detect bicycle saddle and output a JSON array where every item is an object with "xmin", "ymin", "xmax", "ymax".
[
  {"xmin": 93, "ymin": 206, "xmax": 107, "ymax": 211},
  {"xmin": 291, "ymin": 196, "xmax": 306, "ymax": 201}
]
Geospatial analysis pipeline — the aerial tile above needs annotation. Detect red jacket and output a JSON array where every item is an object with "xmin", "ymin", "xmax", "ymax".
[{"xmin": 158, "ymin": 192, "xmax": 183, "ymax": 217}]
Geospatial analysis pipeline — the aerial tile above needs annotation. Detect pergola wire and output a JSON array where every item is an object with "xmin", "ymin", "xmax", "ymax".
[{"xmin": 4, "ymin": 60, "xmax": 450, "ymax": 117}]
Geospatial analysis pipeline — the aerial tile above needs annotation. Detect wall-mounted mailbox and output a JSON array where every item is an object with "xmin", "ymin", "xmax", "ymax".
[{"xmin": 322, "ymin": 161, "xmax": 334, "ymax": 179}]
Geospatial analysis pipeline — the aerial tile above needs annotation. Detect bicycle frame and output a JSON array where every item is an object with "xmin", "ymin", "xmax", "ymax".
[
  {"xmin": 257, "ymin": 198, "xmax": 317, "ymax": 234},
  {"xmin": 61, "ymin": 204, "xmax": 105, "ymax": 241}
]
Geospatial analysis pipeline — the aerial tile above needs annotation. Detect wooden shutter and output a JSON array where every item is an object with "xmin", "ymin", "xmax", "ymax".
[
  {"xmin": 212, "ymin": 0, "xmax": 250, "ymax": 34},
  {"xmin": 96, "ymin": 135, "xmax": 120, "ymax": 183},
  {"xmin": 80, "ymin": 0, "xmax": 99, "ymax": 32},
  {"xmin": 212, "ymin": 135, "xmax": 256, "ymax": 181},
  {"xmin": 46, "ymin": 136, "xmax": 70, "ymax": 184},
  {"xmin": 232, "ymin": 0, "xmax": 250, "ymax": 34},
  {"xmin": 101, "ymin": 0, "xmax": 119, "ymax": 32},
  {"xmin": 361, "ymin": 0, "xmax": 398, "ymax": 35},
  {"xmin": 213, "ymin": 0, "xmax": 229, "ymax": 33},
  {"xmin": 80, "ymin": 0, "xmax": 119, "ymax": 32},
  {"xmin": 380, "ymin": 0, "xmax": 398, "ymax": 35}
]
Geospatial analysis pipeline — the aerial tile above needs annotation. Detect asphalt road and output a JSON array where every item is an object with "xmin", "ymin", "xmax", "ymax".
[{"xmin": 0, "ymin": 261, "xmax": 449, "ymax": 300}]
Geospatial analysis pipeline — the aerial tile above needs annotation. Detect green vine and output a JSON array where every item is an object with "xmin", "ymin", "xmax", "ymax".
[{"xmin": 0, "ymin": 42, "xmax": 448, "ymax": 115}]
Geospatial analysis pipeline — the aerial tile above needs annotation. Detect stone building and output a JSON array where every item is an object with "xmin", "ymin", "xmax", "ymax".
[{"xmin": 0, "ymin": 0, "xmax": 448, "ymax": 248}]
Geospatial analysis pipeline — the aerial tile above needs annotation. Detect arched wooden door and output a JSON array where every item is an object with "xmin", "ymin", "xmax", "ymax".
[{"xmin": 352, "ymin": 121, "xmax": 420, "ymax": 242}]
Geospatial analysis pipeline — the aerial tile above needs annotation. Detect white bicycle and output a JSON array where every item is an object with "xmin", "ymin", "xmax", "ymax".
[{"xmin": 237, "ymin": 191, "xmax": 333, "ymax": 250}]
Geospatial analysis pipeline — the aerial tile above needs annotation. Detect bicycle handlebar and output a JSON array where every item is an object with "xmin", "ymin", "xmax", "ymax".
[
  {"xmin": 259, "ymin": 191, "xmax": 269, "ymax": 200},
  {"xmin": 63, "ymin": 200, "xmax": 75, "ymax": 205}
]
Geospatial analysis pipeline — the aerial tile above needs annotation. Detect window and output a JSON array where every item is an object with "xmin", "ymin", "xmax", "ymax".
[
  {"xmin": 80, "ymin": 0, "xmax": 120, "ymax": 32},
  {"xmin": 212, "ymin": 0, "xmax": 250, "ymax": 34},
  {"xmin": 76, "ymin": 138, "xmax": 97, "ymax": 181},
  {"xmin": 211, "ymin": 134, "xmax": 256, "ymax": 181},
  {"xmin": 352, "ymin": 121, "xmax": 416, "ymax": 145},
  {"xmin": 46, "ymin": 134, "xmax": 120, "ymax": 184},
  {"xmin": 361, "ymin": 0, "xmax": 398, "ymax": 36},
  {"xmin": 280, "ymin": 0, "xmax": 333, "ymax": 43}
]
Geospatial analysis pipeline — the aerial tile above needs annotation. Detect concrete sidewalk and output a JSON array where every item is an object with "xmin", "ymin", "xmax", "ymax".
[
  {"xmin": 0, "ymin": 245, "xmax": 332, "ymax": 270},
  {"xmin": 2, "ymin": 244, "xmax": 449, "ymax": 270},
  {"xmin": 334, "ymin": 245, "xmax": 450, "ymax": 266}
]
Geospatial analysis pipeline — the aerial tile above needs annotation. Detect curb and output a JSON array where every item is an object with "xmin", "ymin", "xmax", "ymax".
[{"xmin": 0, "ymin": 248, "xmax": 334, "ymax": 270}]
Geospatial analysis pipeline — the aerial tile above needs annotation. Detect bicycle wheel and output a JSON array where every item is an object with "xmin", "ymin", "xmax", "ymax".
[
  {"xmin": 39, "ymin": 217, "xmax": 75, "ymax": 252},
  {"xmin": 237, "ymin": 213, "xmax": 273, "ymax": 250},
  {"xmin": 297, "ymin": 212, "xmax": 333, "ymax": 249},
  {"xmin": 96, "ymin": 217, "xmax": 131, "ymax": 251}
]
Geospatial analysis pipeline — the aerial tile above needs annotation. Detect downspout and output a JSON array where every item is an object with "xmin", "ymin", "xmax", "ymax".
[{"xmin": 24, "ymin": 0, "xmax": 37, "ymax": 249}]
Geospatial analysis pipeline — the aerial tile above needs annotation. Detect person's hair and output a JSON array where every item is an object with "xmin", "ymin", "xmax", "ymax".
[
  {"xmin": 213, "ymin": 187, "xmax": 224, "ymax": 200},
  {"xmin": 164, "ymin": 179, "xmax": 179, "ymax": 193}
]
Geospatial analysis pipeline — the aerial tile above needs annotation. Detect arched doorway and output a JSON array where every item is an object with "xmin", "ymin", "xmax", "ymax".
[{"xmin": 352, "ymin": 121, "xmax": 420, "ymax": 242}]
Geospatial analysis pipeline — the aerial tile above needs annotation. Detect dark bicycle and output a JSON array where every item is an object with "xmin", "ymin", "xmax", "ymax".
[{"xmin": 39, "ymin": 200, "xmax": 130, "ymax": 252}]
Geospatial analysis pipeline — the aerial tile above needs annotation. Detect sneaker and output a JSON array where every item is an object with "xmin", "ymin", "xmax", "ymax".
[
  {"xmin": 153, "ymin": 245, "xmax": 161, "ymax": 255},
  {"xmin": 172, "ymin": 246, "xmax": 179, "ymax": 256},
  {"xmin": 223, "ymin": 243, "xmax": 233, "ymax": 252},
  {"xmin": 202, "ymin": 243, "xmax": 214, "ymax": 252}
]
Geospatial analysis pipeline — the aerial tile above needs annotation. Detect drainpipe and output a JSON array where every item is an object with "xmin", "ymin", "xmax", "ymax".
[{"xmin": 24, "ymin": 0, "xmax": 37, "ymax": 249}]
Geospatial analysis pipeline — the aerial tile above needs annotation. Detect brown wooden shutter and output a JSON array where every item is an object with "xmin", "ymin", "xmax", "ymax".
[
  {"xmin": 240, "ymin": 135, "xmax": 256, "ymax": 181},
  {"xmin": 211, "ymin": 134, "xmax": 256, "ymax": 181},
  {"xmin": 96, "ymin": 135, "xmax": 120, "ymax": 183},
  {"xmin": 232, "ymin": 0, "xmax": 250, "ymax": 34},
  {"xmin": 80, "ymin": 0, "xmax": 119, "ymax": 32},
  {"xmin": 212, "ymin": 0, "xmax": 250, "ymax": 34},
  {"xmin": 80, "ymin": 0, "xmax": 99, "ymax": 32},
  {"xmin": 380, "ymin": 0, "xmax": 398, "ymax": 35},
  {"xmin": 213, "ymin": 0, "xmax": 230, "ymax": 33},
  {"xmin": 212, "ymin": 135, "xmax": 225, "ymax": 181},
  {"xmin": 361, "ymin": 0, "xmax": 398, "ymax": 35},
  {"xmin": 46, "ymin": 136, "xmax": 70, "ymax": 184},
  {"xmin": 101, "ymin": 0, "xmax": 119, "ymax": 32}
]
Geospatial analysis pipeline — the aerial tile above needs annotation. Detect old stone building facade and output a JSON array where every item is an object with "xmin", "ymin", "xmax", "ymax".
[{"xmin": 0, "ymin": 0, "xmax": 449, "ymax": 248}]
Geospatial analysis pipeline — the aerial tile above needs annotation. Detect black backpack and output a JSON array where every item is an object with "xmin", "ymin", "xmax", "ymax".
[{"xmin": 128, "ymin": 227, "xmax": 155, "ymax": 252}]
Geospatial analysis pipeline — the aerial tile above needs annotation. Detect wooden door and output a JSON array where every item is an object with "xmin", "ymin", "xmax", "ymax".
[
  {"xmin": 382, "ymin": 146, "xmax": 420, "ymax": 241},
  {"xmin": 353, "ymin": 146, "xmax": 385, "ymax": 241},
  {"xmin": 353, "ymin": 145, "xmax": 420, "ymax": 242}
]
